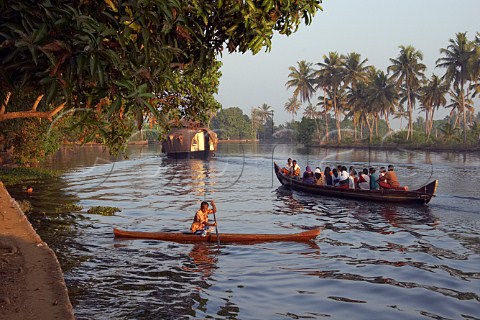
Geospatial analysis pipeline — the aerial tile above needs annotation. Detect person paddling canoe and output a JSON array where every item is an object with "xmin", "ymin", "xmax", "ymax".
[{"xmin": 190, "ymin": 201, "xmax": 217, "ymax": 237}]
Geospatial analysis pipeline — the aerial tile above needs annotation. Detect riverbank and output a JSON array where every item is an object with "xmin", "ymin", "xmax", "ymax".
[
  {"xmin": 217, "ymin": 139, "xmax": 479, "ymax": 152},
  {"xmin": 0, "ymin": 182, "xmax": 74, "ymax": 320},
  {"xmin": 306, "ymin": 142, "xmax": 480, "ymax": 153}
]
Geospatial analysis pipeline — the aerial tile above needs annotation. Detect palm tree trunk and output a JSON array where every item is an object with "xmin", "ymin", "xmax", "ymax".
[
  {"xmin": 427, "ymin": 108, "xmax": 436, "ymax": 141},
  {"xmin": 313, "ymin": 117, "xmax": 320, "ymax": 144},
  {"xmin": 461, "ymin": 89, "xmax": 467, "ymax": 143},
  {"xmin": 323, "ymin": 88, "xmax": 329, "ymax": 143},
  {"xmin": 406, "ymin": 87, "xmax": 413, "ymax": 141},
  {"xmin": 425, "ymin": 109, "xmax": 429, "ymax": 135},
  {"xmin": 360, "ymin": 119, "xmax": 364, "ymax": 139},
  {"xmin": 333, "ymin": 90, "xmax": 341, "ymax": 144},
  {"xmin": 365, "ymin": 117, "xmax": 373, "ymax": 143},
  {"xmin": 353, "ymin": 116, "xmax": 357, "ymax": 141}
]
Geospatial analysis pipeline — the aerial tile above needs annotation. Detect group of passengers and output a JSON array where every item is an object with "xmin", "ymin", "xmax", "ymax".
[{"xmin": 282, "ymin": 158, "xmax": 406, "ymax": 190}]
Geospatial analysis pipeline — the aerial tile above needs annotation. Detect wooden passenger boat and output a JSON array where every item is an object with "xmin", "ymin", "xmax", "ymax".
[
  {"xmin": 274, "ymin": 162, "xmax": 438, "ymax": 205},
  {"xmin": 113, "ymin": 228, "xmax": 321, "ymax": 243}
]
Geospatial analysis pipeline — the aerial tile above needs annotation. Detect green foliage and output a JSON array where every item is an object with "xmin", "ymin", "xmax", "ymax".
[
  {"xmin": 1, "ymin": 1, "xmax": 322, "ymax": 159},
  {"xmin": 211, "ymin": 107, "xmax": 254, "ymax": 139},
  {"xmin": 0, "ymin": 167, "xmax": 62, "ymax": 186},
  {"xmin": 0, "ymin": 118, "xmax": 60, "ymax": 164},
  {"xmin": 467, "ymin": 122, "xmax": 480, "ymax": 143},
  {"xmin": 159, "ymin": 61, "xmax": 223, "ymax": 124},
  {"xmin": 296, "ymin": 117, "xmax": 316, "ymax": 145},
  {"xmin": 86, "ymin": 206, "xmax": 121, "ymax": 216},
  {"xmin": 56, "ymin": 203, "xmax": 84, "ymax": 213},
  {"xmin": 438, "ymin": 123, "xmax": 461, "ymax": 143}
]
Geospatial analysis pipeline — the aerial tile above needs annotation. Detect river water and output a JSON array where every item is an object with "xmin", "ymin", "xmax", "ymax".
[{"xmin": 9, "ymin": 143, "xmax": 480, "ymax": 319}]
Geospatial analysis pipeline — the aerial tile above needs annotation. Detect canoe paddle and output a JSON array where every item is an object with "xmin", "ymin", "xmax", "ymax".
[{"xmin": 213, "ymin": 211, "xmax": 220, "ymax": 245}]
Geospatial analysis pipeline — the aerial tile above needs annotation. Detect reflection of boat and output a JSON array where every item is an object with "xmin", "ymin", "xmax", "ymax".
[
  {"xmin": 113, "ymin": 228, "xmax": 320, "ymax": 243},
  {"xmin": 161, "ymin": 121, "xmax": 217, "ymax": 160},
  {"xmin": 274, "ymin": 162, "xmax": 438, "ymax": 205}
]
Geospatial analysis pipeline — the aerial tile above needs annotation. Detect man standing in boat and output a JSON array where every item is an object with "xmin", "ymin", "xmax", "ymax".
[{"xmin": 191, "ymin": 201, "xmax": 217, "ymax": 236}]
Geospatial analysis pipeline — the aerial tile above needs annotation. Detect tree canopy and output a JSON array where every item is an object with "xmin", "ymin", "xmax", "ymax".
[
  {"xmin": 1, "ymin": 0, "xmax": 322, "ymax": 116},
  {"xmin": 0, "ymin": 0, "xmax": 322, "ymax": 160}
]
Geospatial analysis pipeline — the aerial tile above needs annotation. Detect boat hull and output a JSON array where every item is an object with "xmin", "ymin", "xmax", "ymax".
[
  {"xmin": 165, "ymin": 150, "xmax": 215, "ymax": 160},
  {"xmin": 113, "ymin": 228, "xmax": 321, "ymax": 243},
  {"xmin": 274, "ymin": 162, "xmax": 437, "ymax": 205}
]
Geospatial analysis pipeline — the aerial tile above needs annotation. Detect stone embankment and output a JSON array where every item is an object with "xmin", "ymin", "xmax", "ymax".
[{"xmin": 0, "ymin": 182, "xmax": 75, "ymax": 320}]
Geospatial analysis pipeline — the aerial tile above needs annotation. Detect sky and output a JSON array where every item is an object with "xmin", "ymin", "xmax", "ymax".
[{"xmin": 215, "ymin": 0, "xmax": 480, "ymax": 127}]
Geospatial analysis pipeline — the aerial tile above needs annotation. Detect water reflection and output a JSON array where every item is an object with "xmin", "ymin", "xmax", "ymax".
[{"xmin": 184, "ymin": 243, "xmax": 218, "ymax": 281}]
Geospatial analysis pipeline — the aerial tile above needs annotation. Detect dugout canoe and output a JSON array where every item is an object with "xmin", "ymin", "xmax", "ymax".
[
  {"xmin": 274, "ymin": 162, "xmax": 437, "ymax": 205},
  {"xmin": 113, "ymin": 228, "xmax": 321, "ymax": 243}
]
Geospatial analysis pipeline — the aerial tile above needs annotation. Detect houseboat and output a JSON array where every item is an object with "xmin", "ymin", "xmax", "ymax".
[{"xmin": 161, "ymin": 121, "xmax": 217, "ymax": 160}]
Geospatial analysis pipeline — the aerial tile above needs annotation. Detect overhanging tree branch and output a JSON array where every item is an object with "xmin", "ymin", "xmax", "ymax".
[{"xmin": 0, "ymin": 92, "xmax": 66, "ymax": 121}]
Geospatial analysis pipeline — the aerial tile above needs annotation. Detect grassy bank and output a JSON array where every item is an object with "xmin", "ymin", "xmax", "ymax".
[{"xmin": 0, "ymin": 167, "xmax": 63, "ymax": 186}]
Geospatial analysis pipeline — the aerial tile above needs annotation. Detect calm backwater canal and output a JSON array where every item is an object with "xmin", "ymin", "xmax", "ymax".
[{"xmin": 10, "ymin": 143, "xmax": 480, "ymax": 319}]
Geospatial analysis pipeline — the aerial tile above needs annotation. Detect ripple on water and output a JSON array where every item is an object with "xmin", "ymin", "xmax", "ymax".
[{"xmin": 25, "ymin": 146, "xmax": 480, "ymax": 319}]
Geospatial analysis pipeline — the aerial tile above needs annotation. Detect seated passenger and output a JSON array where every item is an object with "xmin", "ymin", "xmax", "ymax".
[
  {"xmin": 338, "ymin": 166, "xmax": 350, "ymax": 188},
  {"xmin": 358, "ymin": 168, "xmax": 371, "ymax": 190},
  {"xmin": 302, "ymin": 166, "xmax": 315, "ymax": 184},
  {"xmin": 314, "ymin": 167, "xmax": 324, "ymax": 185},
  {"xmin": 369, "ymin": 167, "xmax": 380, "ymax": 190},
  {"xmin": 379, "ymin": 165, "xmax": 401, "ymax": 189},
  {"xmin": 379, "ymin": 166, "xmax": 387, "ymax": 177},
  {"xmin": 332, "ymin": 168, "xmax": 340, "ymax": 186},
  {"xmin": 290, "ymin": 160, "xmax": 301, "ymax": 179},
  {"xmin": 324, "ymin": 167, "xmax": 333, "ymax": 186},
  {"xmin": 282, "ymin": 158, "xmax": 293, "ymax": 175},
  {"xmin": 349, "ymin": 170, "xmax": 357, "ymax": 189}
]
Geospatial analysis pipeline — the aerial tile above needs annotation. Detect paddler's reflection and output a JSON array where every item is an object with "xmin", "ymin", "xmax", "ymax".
[{"xmin": 183, "ymin": 243, "xmax": 218, "ymax": 280}]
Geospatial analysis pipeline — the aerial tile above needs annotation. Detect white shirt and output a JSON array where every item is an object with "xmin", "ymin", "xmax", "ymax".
[
  {"xmin": 339, "ymin": 170, "xmax": 349, "ymax": 181},
  {"xmin": 348, "ymin": 176, "xmax": 355, "ymax": 189},
  {"xmin": 358, "ymin": 174, "xmax": 371, "ymax": 190}
]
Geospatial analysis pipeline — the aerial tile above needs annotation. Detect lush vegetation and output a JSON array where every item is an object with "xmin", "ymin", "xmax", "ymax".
[
  {"xmin": 0, "ymin": 167, "xmax": 62, "ymax": 185},
  {"xmin": 0, "ymin": 0, "xmax": 323, "ymax": 163},
  {"xmin": 284, "ymin": 32, "xmax": 480, "ymax": 146}
]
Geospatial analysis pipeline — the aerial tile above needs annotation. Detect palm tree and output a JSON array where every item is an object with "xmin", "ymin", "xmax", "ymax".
[
  {"xmin": 284, "ymin": 97, "xmax": 301, "ymax": 123},
  {"xmin": 393, "ymin": 105, "xmax": 408, "ymax": 131},
  {"xmin": 303, "ymin": 103, "xmax": 321, "ymax": 141},
  {"xmin": 316, "ymin": 52, "xmax": 345, "ymax": 143},
  {"xmin": 439, "ymin": 123, "xmax": 461, "ymax": 143},
  {"xmin": 258, "ymin": 103, "xmax": 273, "ymax": 124},
  {"xmin": 257, "ymin": 103, "xmax": 274, "ymax": 139},
  {"xmin": 286, "ymin": 60, "xmax": 317, "ymax": 104},
  {"xmin": 388, "ymin": 45, "xmax": 426, "ymax": 141},
  {"xmin": 419, "ymin": 75, "xmax": 449, "ymax": 141},
  {"xmin": 469, "ymin": 32, "xmax": 480, "ymax": 99},
  {"xmin": 316, "ymin": 93, "xmax": 333, "ymax": 143},
  {"xmin": 250, "ymin": 108, "xmax": 262, "ymax": 139},
  {"xmin": 346, "ymin": 81, "xmax": 370, "ymax": 141},
  {"xmin": 436, "ymin": 32, "xmax": 476, "ymax": 143},
  {"xmin": 446, "ymin": 88, "xmax": 474, "ymax": 130},
  {"xmin": 366, "ymin": 70, "xmax": 399, "ymax": 134},
  {"xmin": 341, "ymin": 52, "xmax": 370, "ymax": 141},
  {"xmin": 342, "ymin": 52, "xmax": 370, "ymax": 89}
]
